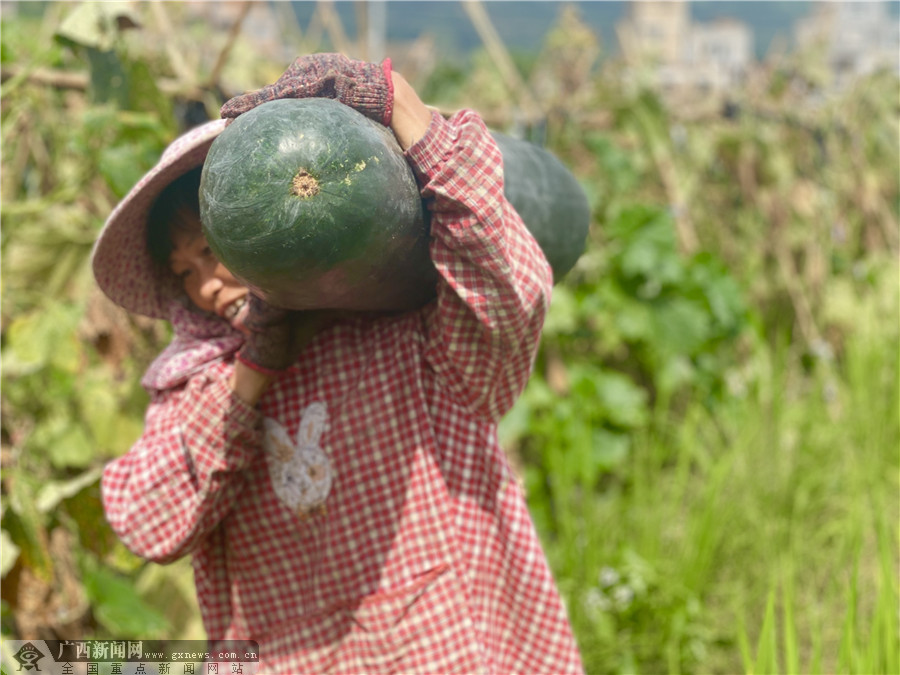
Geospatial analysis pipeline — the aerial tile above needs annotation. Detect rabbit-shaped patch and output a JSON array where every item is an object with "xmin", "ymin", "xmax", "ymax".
[{"xmin": 264, "ymin": 402, "xmax": 333, "ymax": 518}]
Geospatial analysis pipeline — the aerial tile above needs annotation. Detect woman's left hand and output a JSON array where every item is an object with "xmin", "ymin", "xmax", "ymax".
[{"xmin": 220, "ymin": 53, "xmax": 394, "ymax": 126}]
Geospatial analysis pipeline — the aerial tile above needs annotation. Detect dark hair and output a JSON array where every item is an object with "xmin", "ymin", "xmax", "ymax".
[{"xmin": 147, "ymin": 166, "xmax": 203, "ymax": 266}]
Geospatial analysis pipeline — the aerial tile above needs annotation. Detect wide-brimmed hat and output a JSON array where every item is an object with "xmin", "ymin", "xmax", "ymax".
[{"xmin": 91, "ymin": 118, "xmax": 228, "ymax": 319}]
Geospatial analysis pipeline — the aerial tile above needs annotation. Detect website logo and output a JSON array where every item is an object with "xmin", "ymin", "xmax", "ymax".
[{"xmin": 13, "ymin": 641, "xmax": 46, "ymax": 671}]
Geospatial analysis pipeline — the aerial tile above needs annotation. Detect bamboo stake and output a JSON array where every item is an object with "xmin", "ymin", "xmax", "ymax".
[
  {"xmin": 355, "ymin": 1, "xmax": 387, "ymax": 63},
  {"xmin": 148, "ymin": 2, "xmax": 194, "ymax": 86},
  {"xmin": 0, "ymin": 66, "xmax": 88, "ymax": 91},
  {"xmin": 0, "ymin": 65, "xmax": 202, "ymax": 99},
  {"xmin": 208, "ymin": 1, "xmax": 254, "ymax": 91},
  {"xmin": 355, "ymin": 2, "xmax": 369, "ymax": 61},
  {"xmin": 4, "ymin": 110, "xmax": 32, "ymax": 199},
  {"xmin": 270, "ymin": 1, "xmax": 306, "ymax": 56},
  {"xmin": 631, "ymin": 103, "xmax": 700, "ymax": 255},
  {"xmin": 461, "ymin": 0, "xmax": 543, "ymax": 124},
  {"xmin": 302, "ymin": 4, "xmax": 325, "ymax": 54},
  {"xmin": 764, "ymin": 193, "xmax": 823, "ymax": 348},
  {"xmin": 317, "ymin": 1, "xmax": 353, "ymax": 57}
]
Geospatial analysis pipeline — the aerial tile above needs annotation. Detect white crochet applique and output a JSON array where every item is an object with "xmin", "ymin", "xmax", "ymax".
[{"xmin": 263, "ymin": 402, "xmax": 333, "ymax": 519}]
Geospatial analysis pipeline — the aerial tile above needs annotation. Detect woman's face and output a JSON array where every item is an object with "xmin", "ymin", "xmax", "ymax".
[{"xmin": 168, "ymin": 210, "xmax": 249, "ymax": 329}]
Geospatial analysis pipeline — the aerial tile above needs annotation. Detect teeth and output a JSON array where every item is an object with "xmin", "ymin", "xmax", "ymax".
[{"xmin": 224, "ymin": 297, "xmax": 246, "ymax": 320}]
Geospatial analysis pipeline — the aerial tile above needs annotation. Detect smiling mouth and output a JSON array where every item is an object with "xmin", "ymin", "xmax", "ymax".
[{"xmin": 223, "ymin": 297, "xmax": 247, "ymax": 321}]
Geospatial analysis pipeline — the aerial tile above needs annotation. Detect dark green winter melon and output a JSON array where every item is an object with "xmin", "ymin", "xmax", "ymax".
[
  {"xmin": 200, "ymin": 97, "xmax": 435, "ymax": 311},
  {"xmin": 200, "ymin": 97, "xmax": 590, "ymax": 312},
  {"xmin": 492, "ymin": 132, "xmax": 590, "ymax": 281}
]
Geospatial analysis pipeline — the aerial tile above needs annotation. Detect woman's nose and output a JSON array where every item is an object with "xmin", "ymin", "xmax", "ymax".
[{"xmin": 197, "ymin": 260, "xmax": 225, "ymax": 300}]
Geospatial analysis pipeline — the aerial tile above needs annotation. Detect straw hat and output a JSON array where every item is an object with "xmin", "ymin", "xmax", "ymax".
[{"xmin": 91, "ymin": 119, "xmax": 227, "ymax": 319}]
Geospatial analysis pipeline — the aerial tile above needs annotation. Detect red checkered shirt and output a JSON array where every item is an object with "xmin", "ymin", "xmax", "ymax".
[{"xmin": 102, "ymin": 110, "xmax": 584, "ymax": 674}]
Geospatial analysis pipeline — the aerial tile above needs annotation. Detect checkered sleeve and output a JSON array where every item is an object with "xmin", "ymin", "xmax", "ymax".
[
  {"xmin": 101, "ymin": 368, "xmax": 262, "ymax": 563},
  {"xmin": 404, "ymin": 110, "xmax": 552, "ymax": 421}
]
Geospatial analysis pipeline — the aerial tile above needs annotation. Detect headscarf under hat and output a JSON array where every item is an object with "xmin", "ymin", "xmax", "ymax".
[
  {"xmin": 92, "ymin": 119, "xmax": 246, "ymax": 391},
  {"xmin": 91, "ymin": 119, "xmax": 227, "ymax": 319}
]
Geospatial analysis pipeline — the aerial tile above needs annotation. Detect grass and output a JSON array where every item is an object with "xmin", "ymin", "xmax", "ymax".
[{"xmin": 539, "ymin": 277, "xmax": 899, "ymax": 674}]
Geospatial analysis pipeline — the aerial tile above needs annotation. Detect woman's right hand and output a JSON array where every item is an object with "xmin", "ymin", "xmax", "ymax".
[
  {"xmin": 231, "ymin": 296, "xmax": 335, "ymax": 404},
  {"xmin": 235, "ymin": 295, "xmax": 335, "ymax": 373},
  {"xmin": 234, "ymin": 293, "xmax": 296, "ymax": 376}
]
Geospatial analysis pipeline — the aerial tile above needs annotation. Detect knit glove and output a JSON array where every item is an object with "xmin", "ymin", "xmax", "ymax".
[
  {"xmin": 234, "ymin": 294, "xmax": 297, "ymax": 376},
  {"xmin": 220, "ymin": 53, "xmax": 394, "ymax": 126}
]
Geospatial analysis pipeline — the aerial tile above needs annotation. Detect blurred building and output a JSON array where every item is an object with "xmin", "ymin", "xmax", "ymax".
[
  {"xmin": 794, "ymin": 1, "xmax": 900, "ymax": 88},
  {"xmin": 616, "ymin": 1, "xmax": 753, "ymax": 94},
  {"xmin": 618, "ymin": 1, "xmax": 690, "ymax": 67}
]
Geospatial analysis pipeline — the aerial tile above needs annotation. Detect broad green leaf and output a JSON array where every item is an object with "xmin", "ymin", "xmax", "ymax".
[
  {"xmin": 98, "ymin": 142, "xmax": 155, "ymax": 197},
  {"xmin": 78, "ymin": 375, "xmax": 120, "ymax": 445},
  {"xmin": 87, "ymin": 47, "xmax": 129, "ymax": 107},
  {"xmin": 585, "ymin": 132, "xmax": 641, "ymax": 195},
  {"xmin": 523, "ymin": 377, "xmax": 556, "ymax": 411},
  {"xmin": 28, "ymin": 414, "xmax": 95, "ymax": 470},
  {"xmin": 498, "ymin": 396, "xmax": 532, "ymax": 448},
  {"xmin": 689, "ymin": 253, "xmax": 746, "ymax": 330},
  {"xmin": 563, "ymin": 416, "xmax": 597, "ymax": 487},
  {"xmin": 134, "ymin": 559, "xmax": 206, "ymax": 639},
  {"xmin": 62, "ymin": 483, "xmax": 118, "ymax": 557},
  {"xmin": 107, "ymin": 414, "xmax": 147, "ymax": 457},
  {"xmin": 593, "ymin": 429, "xmax": 631, "ymax": 471},
  {"xmin": 607, "ymin": 204, "xmax": 669, "ymax": 241},
  {"xmin": 126, "ymin": 59, "xmax": 172, "ymax": 119},
  {"xmin": 615, "ymin": 301, "xmax": 654, "ymax": 341},
  {"xmin": 47, "ymin": 423, "xmax": 95, "ymax": 470},
  {"xmin": 0, "ymin": 529, "xmax": 21, "ymax": 577},
  {"xmin": 609, "ymin": 209, "xmax": 685, "ymax": 293},
  {"xmin": 596, "ymin": 371, "xmax": 648, "ymax": 429},
  {"xmin": 567, "ymin": 363, "xmax": 600, "ymax": 402},
  {"xmin": 35, "ymin": 467, "xmax": 103, "ymax": 514},
  {"xmin": 652, "ymin": 298, "xmax": 712, "ymax": 356},
  {"xmin": 822, "ymin": 276, "xmax": 861, "ymax": 330},
  {"xmin": 657, "ymin": 356, "xmax": 696, "ymax": 396},
  {"xmin": 80, "ymin": 555, "xmax": 169, "ymax": 638},
  {"xmin": 620, "ymin": 236, "xmax": 664, "ymax": 281},
  {"xmin": 544, "ymin": 417, "xmax": 579, "ymax": 492},
  {"xmin": 55, "ymin": 2, "xmax": 140, "ymax": 52},
  {"xmin": 3, "ymin": 471, "xmax": 51, "ymax": 581},
  {"xmin": 543, "ymin": 285, "xmax": 579, "ymax": 336},
  {"xmin": 3, "ymin": 304, "xmax": 83, "ymax": 375},
  {"xmin": 104, "ymin": 538, "xmax": 148, "ymax": 574}
]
